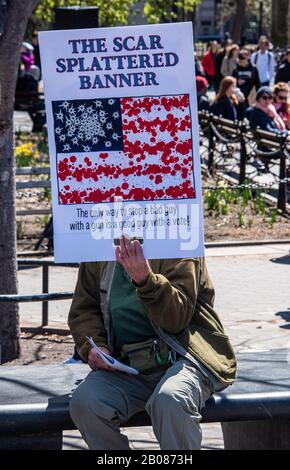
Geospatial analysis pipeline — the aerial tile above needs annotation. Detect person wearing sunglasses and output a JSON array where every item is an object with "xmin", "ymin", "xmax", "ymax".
[
  {"xmin": 245, "ymin": 86, "xmax": 287, "ymax": 172},
  {"xmin": 245, "ymin": 86, "xmax": 286, "ymax": 133},
  {"xmin": 273, "ymin": 82, "xmax": 290, "ymax": 130}
]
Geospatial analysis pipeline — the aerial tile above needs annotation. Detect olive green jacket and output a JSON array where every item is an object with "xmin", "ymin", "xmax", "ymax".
[{"xmin": 68, "ymin": 258, "xmax": 237, "ymax": 386}]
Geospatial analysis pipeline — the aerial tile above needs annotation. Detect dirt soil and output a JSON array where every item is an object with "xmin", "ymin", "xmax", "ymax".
[
  {"xmin": 2, "ymin": 332, "xmax": 76, "ymax": 366},
  {"xmin": 204, "ymin": 211, "xmax": 289, "ymax": 241}
]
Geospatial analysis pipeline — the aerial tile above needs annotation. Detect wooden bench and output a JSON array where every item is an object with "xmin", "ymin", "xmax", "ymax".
[
  {"xmin": 1, "ymin": 349, "xmax": 290, "ymax": 450},
  {"xmin": 16, "ymin": 167, "xmax": 51, "ymax": 217}
]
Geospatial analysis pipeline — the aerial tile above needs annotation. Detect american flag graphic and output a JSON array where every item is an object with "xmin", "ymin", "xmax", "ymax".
[{"xmin": 53, "ymin": 94, "xmax": 195, "ymax": 205}]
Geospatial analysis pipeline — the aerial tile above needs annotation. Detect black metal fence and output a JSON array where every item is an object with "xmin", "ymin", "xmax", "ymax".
[
  {"xmin": 198, "ymin": 112, "xmax": 290, "ymax": 213},
  {"xmin": 0, "ymin": 259, "xmax": 77, "ymax": 327}
]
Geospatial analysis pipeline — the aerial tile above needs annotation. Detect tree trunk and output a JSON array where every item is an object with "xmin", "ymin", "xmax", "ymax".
[
  {"xmin": 0, "ymin": 0, "xmax": 39, "ymax": 363},
  {"xmin": 271, "ymin": 0, "xmax": 289, "ymax": 47},
  {"xmin": 231, "ymin": 0, "xmax": 247, "ymax": 43}
]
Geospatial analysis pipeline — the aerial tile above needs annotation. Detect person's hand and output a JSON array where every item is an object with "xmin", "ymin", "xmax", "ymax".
[
  {"xmin": 115, "ymin": 236, "xmax": 152, "ymax": 286},
  {"xmin": 238, "ymin": 79, "xmax": 245, "ymax": 86},
  {"xmin": 88, "ymin": 346, "xmax": 114, "ymax": 371}
]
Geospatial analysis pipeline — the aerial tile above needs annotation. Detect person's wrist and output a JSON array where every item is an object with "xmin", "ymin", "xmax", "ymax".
[{"xmin": 132, "ymin": 272, "xmax": 150, "ymax": 287}]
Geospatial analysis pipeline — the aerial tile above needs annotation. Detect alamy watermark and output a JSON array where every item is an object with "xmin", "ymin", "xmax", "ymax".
[{"xmin": 83, "ymin": 200, "xmax": 200, "ymax": 251}]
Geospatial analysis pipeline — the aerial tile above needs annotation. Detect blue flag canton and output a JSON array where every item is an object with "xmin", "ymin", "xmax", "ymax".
[{"xmin": 52, "ymin": 98, "xmax": 123, "ymax": 153}]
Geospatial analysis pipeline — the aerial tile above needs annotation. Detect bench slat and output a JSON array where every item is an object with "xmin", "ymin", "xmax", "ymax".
[{"xmin": 16, "ymin": 181, "xmax": 51, "ymax": 189}]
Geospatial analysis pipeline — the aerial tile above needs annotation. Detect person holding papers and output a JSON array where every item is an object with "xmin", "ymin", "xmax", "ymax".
[{"xmin": 68, "ymin": 237, "xmax": 236, "ymax": 450}]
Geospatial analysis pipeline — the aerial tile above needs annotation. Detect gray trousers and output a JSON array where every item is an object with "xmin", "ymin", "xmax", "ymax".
[{"xmin": 69, "ymin": 358, "xmax": 218, "ymax": 450}]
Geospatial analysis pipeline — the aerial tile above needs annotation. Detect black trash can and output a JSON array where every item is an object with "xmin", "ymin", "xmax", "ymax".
[{"xmin": 54, "ymin": 6, "xmax": 99, "ymax": 30}]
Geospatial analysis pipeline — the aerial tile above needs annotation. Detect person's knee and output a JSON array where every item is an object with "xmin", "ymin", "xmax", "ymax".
[
  {"xmin": 146, "ymin": 386, "xmax": 200, "ymax": 420},
  {"xmin": 70, "ymin": 379, "xmax": 123, "ymax": 425},
  {"xmin": 69, "ymin": 384, "xmax": 88, "ymax": 423}
]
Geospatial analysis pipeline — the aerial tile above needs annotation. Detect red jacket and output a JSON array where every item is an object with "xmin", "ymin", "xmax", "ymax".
[{"xmin": 202, "ymin": 51, "xmax": 216, "ymax": 77}]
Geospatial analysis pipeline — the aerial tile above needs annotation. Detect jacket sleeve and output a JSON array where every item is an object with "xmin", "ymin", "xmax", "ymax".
[
  {"xmin": 68, "ymin": 263, "xmax": 109, "ymax": 361},
  {"xmin": 211, "ymin": 100, "xmax": 224, "ymax": 118},
  {"xmin": 135, "ymin": 258, "xmax": 201, "ymax": 334},
  {"xmin": 253, "ymin": 67, "xmax": 261, "ymax": 90},
  {"xmin": 270, "ymin": 53, "xmax": 276, "ymax": 82},
  {"xmin": 275, "ymin": 69, "xmax": 281, "ymax": 84},
  {"xmin": 201, "ymin": 53, "xmax": 210, "ymax": 74}
]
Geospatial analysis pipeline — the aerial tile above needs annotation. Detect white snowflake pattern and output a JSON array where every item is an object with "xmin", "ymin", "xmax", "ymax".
[
  {"xmin": 55, "ymin": 101, "xmax": 120, "ymax": 150},
  {"xmin": 60, "ymin": 101, "xmax": 70, "ymax": 110},
  {"xmin": 63, "ymin": 143, "xmax": 71, "ymax": 151},
  {"xmin": 68, "ymin": 125, "xmax": 76, "ymax": 134},
  {"xmin": 55, "ymin": 110, "xmax": 64, "ymax": 121}
]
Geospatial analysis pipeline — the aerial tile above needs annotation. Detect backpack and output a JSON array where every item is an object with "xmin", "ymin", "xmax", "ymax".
[{"xmin": 253, "ymin": 51, "xmax": 271, "ymax": 67}]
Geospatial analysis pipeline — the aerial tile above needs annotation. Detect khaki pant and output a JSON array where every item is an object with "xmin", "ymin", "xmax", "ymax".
[{"xmin": 69, "ymin": 358, "xmax": 218, "ymax": 450}]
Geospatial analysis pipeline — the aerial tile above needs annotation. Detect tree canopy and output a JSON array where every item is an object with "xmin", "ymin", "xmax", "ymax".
[
  {"xmin": 32, "ymin": 0, "xmax": 137, "ymax": 30},
  {"xmin": 143, "ymin": 0, "xmax": 200, "ymax": 24},
  {"xmin": 32, "ymin": 0, "xmax": 201, "ymax": 31}
]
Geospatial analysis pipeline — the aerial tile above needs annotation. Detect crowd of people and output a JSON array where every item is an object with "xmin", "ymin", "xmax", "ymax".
[{"xmin": 196, "ymin": 35, "xmax": 290, "ymax": 137}]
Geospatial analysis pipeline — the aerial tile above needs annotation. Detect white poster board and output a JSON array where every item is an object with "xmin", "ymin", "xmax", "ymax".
[{"xmin": 39, "ymin": 22, "xmax": 204, "ymax": 262}]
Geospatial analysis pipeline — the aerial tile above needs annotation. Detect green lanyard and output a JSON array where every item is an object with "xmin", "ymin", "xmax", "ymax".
[{"xmin": 152, "ymin": 339, "xmax": 170, "ymax": 366}]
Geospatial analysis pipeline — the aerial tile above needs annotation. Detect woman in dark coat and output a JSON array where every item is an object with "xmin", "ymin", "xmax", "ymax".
[{"xmin": 211, "ymin": 76, "xmax": 245, "ymax": 121}]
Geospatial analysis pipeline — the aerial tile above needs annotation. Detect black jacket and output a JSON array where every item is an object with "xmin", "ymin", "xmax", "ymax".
[
  {"xmin": 245, "ymin": 106, "xmax": 280, "ymax": 133},
  {"xmin": 211, "ymin": 96, "xmax": 241, "ymax": 121},
  {"xmin": 275, "ymin": 61, "xmax": 290, "ymax": 84}
]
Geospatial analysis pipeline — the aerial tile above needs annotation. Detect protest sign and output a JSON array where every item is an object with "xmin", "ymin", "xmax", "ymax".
[{"xmin": 39, "ymin": 22, "xmax": 204, "ymax": 262}]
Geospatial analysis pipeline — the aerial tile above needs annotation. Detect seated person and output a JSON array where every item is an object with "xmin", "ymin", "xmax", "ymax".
[
  {"xmin": 20, "ymin": 41, "xmax": 41, "ymax": 82},
  {"xmin": 211, "ymin": 76, "xmax": 245, "ymax": 121},
  {"xmin": 68, "ymin": 236, "xmax": 236, "ymax": 450},
  {"xmin": 245, "ymin": 86, "xmax": 287, "ymax": 172},
  {"xmin": 196, "ymin": 75, "xmax": 210, "ymax": 112},
  {"xmin": 245, "ymin": 86, "xmax": 286, "ymax": 133},
  {"xmin": 273, "ymin": 82, "xmax": 290, "ymax": 130}
]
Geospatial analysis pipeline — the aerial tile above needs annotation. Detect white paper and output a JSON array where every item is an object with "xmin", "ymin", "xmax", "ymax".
[
  {"xmin": 39, "ymin": 22, "xmax": 204, "ymax": 262},
  {"xmin": 86, "ymin": 336, "xmax": 139, "ymax": 375}
]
